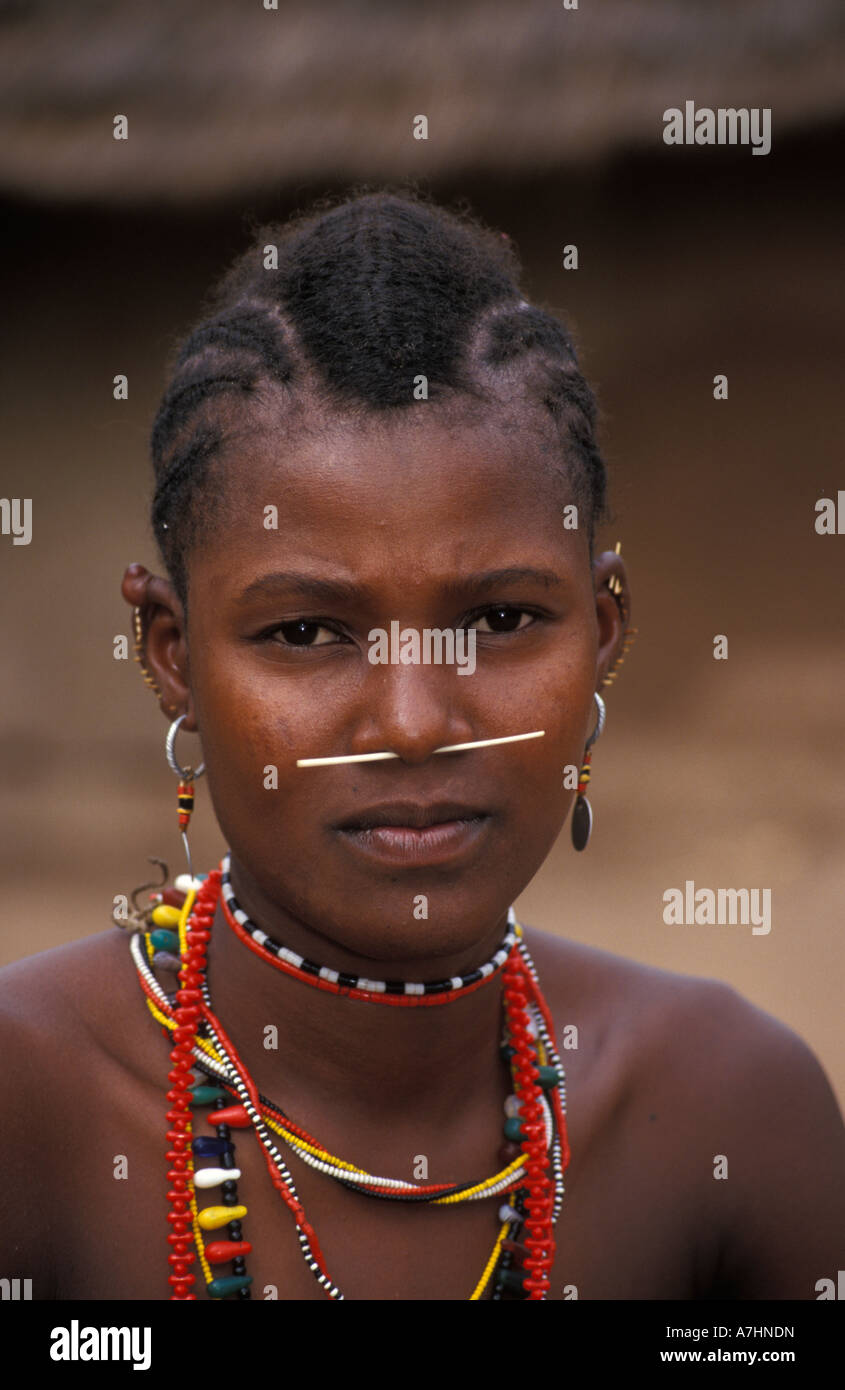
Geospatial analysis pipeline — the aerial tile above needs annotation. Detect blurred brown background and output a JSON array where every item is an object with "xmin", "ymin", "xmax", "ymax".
[{"xmin": 1, "ymin": 1, "xmax": 843, "ymax": 1105}]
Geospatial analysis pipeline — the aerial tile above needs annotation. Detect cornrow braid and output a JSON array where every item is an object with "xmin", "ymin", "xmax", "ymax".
[
  {"xmin": 149, "ymin": 187, "xmax": 609, "ymax": 607},
  {"xmin": 463, "ymin": 300, "xmax": 606, "ymax": 530}
]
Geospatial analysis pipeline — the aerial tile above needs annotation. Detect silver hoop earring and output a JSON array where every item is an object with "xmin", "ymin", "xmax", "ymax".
[
  {"xmin": 571, "ymin": 692, "xmax": 606, "ymax": 852},
  {"xmin": 165, "ymin": 714, "xmax": 205, "ymax": 878},
  {"xmin": 165, "ymin": 713, "xmax": 206, "ymax": 780}
]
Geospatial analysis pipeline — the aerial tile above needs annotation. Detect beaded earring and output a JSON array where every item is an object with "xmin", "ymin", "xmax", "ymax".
[
  {"xmin": 166, "ymin": 714, "xmax": 206, "ymax": 878},
  {"xmin": 571, "ymin": 692, "xmax": 606, "ymax": 851}
]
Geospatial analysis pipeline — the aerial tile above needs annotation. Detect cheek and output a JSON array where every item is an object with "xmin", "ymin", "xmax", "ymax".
[
  {"xmin": 516, "ymin": 651, "xmax": 598, "ymax": 818},
  {"xmin": 521, "ymin": 619, "xmax": 598, "ymax": 737},
  {"xmin": 188, "ymin": 652, "xmax": 300, "ymax": 803}
]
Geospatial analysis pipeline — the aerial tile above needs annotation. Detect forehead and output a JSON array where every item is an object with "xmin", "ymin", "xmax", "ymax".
[
  {"xmin": 192, "ymin": 395, "xmax": 587, "ymax": 596},
  {"xmin": 222, "ymin": 390, "xmax": 570, "ymax": 504}
]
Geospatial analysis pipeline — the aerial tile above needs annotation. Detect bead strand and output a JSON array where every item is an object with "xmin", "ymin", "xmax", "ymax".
[
  {"xmin": 164, "ymin": 878, "xmax": 216, "ymax": 1299},
  {"xmin": 519, "ymin": 942, "xmax": 571, "ymax": 1173},
  {"xmin": 199, "ymin": 1006, "xmax": 344, "ymax": 1300},
  {"xmin": 527, "ymin": 1001, "xmax": 567, "ymax": 1223},
  {"xmin": 192, "ymin": 1107, "xmax": 253, "ymax": 1299},
  {"xmin": 491, "ymin": 1191, "xmax": 529, "ymax": 1299},
  {"xmin": 503, "ymin": 955, "xmax": 555, "ymax": 1299}
]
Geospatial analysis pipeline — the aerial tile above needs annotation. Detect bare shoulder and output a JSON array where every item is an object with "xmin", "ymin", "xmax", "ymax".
[
  {"xmin": 0, "ymin": 926, "xmax": 149, "ymax": 1130},
  {"xmin": 0, "ymin": 930, "xmax": 151, "ymax": 1295},
  {"xmin": 521, "ymin": 922, "xmax": 840, "ymax": 1091},
  {"xmin": 522, "ymin": 924, "xmax": 845, "ymax": 1297},
  {"xmin": 0, "ymin": 927, "xmax": 143, "ymax": 1056}
]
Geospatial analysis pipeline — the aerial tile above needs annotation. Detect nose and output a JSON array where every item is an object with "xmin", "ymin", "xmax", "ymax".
[{"xmin": 356, "ymin": 657, "xmax": 476, "ymax": 766}]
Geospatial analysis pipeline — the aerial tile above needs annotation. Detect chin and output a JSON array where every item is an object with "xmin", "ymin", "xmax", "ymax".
[
  {"xmin": 311, "ymin": 889, "xmax": 513, "ymax": 971},
  {"xmin": 227, "ymin": 837, "xmax": 524, "ymax": 971}
]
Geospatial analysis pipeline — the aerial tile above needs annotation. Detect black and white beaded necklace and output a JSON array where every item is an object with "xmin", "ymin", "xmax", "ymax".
[{"xmin": 220, "ymin": 852, "xmax": 518, "ymax": 999}]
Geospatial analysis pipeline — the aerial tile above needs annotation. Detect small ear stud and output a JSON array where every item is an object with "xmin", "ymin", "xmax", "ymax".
[{"xmin": 607, "ymin": 540, "xmax": 623, "ymax": 596}]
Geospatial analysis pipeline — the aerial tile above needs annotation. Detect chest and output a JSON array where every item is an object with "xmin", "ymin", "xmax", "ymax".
[{"xmin": 50, "ymin": 1049, "xmax": 703, "ymax": 1301}]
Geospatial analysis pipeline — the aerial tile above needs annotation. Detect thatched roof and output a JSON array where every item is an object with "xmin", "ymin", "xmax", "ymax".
[{"xmin": 1, "ymin": 0, "xmax": 843, "ymax": 202}]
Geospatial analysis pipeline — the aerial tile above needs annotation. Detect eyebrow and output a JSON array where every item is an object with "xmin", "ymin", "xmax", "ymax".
[
  {"xmin": 235, "ymin": 566, "xmax": 562, "ymax": 606},
  {"xmin": 236, "ymin": 572, "xmax": 369, "ymax": 605},
  {"xmin": 443, "ymin": 567, "xmax": 562, "ymax": 599}
]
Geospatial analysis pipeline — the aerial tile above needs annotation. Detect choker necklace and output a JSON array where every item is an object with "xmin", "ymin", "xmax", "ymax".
[
  {"xmin": 220, "ymin": 853, "xmax": 518, "ymax": 1005},
  {"xmin": 127, "ymin": 859, "xmax": 570, "ymax": 1301}
]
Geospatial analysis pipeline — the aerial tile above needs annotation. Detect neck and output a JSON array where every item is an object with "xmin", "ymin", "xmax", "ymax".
[{"xmin": 202, "ymin": 859, "xmax": 515, "ymax": 1132}]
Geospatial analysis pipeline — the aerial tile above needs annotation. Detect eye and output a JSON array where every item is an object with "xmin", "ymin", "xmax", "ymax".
[
  {"xmin": 271, "ymin": 619, "xmax": 343, "ymax": 647},
  {"xmin": 468, "ymin": 606, "xmax": 537, "ymax": 634}
]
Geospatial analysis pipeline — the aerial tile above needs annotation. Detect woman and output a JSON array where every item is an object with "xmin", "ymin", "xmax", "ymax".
[{"xmin": 2, "ymin": 189, "xmax": 842, "ymax": 1301}]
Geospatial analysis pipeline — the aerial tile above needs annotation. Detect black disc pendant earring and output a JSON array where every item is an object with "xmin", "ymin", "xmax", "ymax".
[{"xmin": 571, "ymin": 693, "xmax": 606, "ymax": 852}]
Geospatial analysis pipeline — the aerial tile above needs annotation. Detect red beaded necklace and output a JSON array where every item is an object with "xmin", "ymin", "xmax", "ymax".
[{"xmin": 164, "ymin": 869, "xmax": 565, "ymax": 1300}]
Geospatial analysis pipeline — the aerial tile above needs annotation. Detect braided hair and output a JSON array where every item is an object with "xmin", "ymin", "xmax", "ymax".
[{"xmin": 150, "ymin": 187, "xmax": 609, "ymax": 607}]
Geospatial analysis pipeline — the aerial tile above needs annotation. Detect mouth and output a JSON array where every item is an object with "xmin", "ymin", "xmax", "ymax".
[
  {"xmin": 337, "ymin": 801, "xmax": 489, "ymax": 831},
  {"xmin": 335, "ymin": 802, "xmax": 492, "ymax": 867}
]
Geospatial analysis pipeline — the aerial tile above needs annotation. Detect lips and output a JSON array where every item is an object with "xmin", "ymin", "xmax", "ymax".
[
  {"xmin": 335, "ymin": 801, "xmax": 493, "ymax": 867},
  {"xmin": 336, "ymin": 801, "xmax": 489, "ymax": 831}
]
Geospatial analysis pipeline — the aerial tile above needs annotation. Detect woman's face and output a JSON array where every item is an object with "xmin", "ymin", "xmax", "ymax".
[{"xmin": 160, "ymin": 400, "xmax": 624, "ymax": 964}]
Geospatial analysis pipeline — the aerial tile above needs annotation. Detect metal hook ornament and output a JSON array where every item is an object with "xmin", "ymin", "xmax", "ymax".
[{"xmin": 113, "ymin": 856, "xmax": 169, "ymax": 930}]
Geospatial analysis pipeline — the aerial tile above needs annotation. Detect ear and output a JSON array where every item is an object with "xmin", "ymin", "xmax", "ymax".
[
  {"xmin": 591, "ymin": 548, "xmax": 631, "ymax": 690},
  {"xmin": 121, "ymin": 563, "xmax": 198, "ymax": 731}
]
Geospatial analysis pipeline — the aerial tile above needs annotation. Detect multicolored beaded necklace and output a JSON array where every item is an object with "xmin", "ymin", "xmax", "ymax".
[{"xmin": 128, "ymin": 860, "xmax": 571, "ymax": 1301}]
